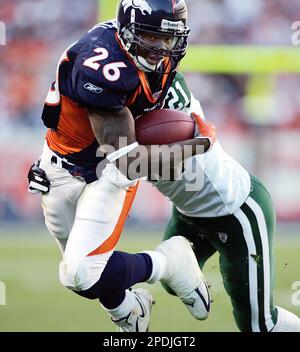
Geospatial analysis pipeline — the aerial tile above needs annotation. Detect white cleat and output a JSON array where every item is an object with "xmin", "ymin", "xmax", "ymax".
[
  {"xmin": 112, "ymin": 288, "xmax": 155, "ymax": 332},
  {"xmin": 156, "ymin": 236, "xmax": 211, "ymax": 320}
]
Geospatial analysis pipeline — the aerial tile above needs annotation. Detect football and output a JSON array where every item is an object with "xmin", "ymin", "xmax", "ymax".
[{"xmin": 135, "ymin": 109, "xmax": 195, "ymax": 145}]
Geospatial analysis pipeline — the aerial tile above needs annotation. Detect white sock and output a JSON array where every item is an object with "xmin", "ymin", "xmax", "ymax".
[
  {"xmin": 142, "ymin": 250, "xmax": 167, "ymax": 284},
  {"xmin": 102, "ymin": 289, "xmax": 134, "ymax": 320},
  {"xmin": 272, "ymin": 306, "xmax": 300, "ymax": 332}
]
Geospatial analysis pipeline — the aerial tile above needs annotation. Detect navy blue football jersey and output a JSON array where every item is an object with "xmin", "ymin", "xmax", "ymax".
[{"xmin": 42, "ymin": 20, "xmax": 178, "ymax": 169}]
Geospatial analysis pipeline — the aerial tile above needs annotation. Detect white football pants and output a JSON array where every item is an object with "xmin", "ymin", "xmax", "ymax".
[{"xmin": 39, "ymin": 142, "xmax": 138, "ymax": 291}]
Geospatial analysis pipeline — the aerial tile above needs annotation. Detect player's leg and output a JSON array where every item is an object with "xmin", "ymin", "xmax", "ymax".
[
  {"xmin": 246, "ymin": 176, "xmax": 300, "ymax": 332},
  {"xmin": 39, "ymin": 144, "xmax": 155, "ymax": 331},
  {"xmin": 60, "ymin": 174, "xmax": 211, "ymax": 330},
  {"xmin": 62, "ymin": 178, "xmax": 153, "ymax": 299},
  {"xmin": 238, "ymin": 175, "xmax": 300, "ymax": 332},
  {"xmin": 198, "ymin": 175, "xmax": 277, "ymax": 331},
  {"xmin": 57, "ymin": 175, "xmax": 156, "ymax": 331},
  {"xmin": 234, "ymin": 175, "xmax": 277, "ymax": 332},
  {"xmin": 39, "ymin": 142, "xmax": 85, "ymax": 253},
  {"xmin": 54, "ymin": 175, "xmax": 203, "ymax": 331},
  {"xmin": 164, "ymin": 206, "xmax": 217, "ymax": 270},
  {"xmin": 160, "ymin": 206, "xmax": 213, "ymax": 316},
  {"xmin": 205, "ymin": 175, "xmax": 300, "ymax": 331}
]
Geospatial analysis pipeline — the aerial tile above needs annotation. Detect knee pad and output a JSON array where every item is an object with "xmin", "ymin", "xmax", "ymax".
[{"xmin": 59, "ymin": 256, "xmax": 105, "ymax": 291}]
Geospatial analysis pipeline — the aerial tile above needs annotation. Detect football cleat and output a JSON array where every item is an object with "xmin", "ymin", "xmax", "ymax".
[
  {"xmin": 112, "ymin": 288, "xmax": 155, "ymax": 332},
  {"xmin": 156, "ymin": 236, "xmax": 211, "ymax": 320}
]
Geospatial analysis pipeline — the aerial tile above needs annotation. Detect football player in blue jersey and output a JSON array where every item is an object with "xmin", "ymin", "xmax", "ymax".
[
  {"xmin": 27, "ymin": 0, "xmax": 215, "ymax": 332},
  {"xmin": 28, "ymin": 0, "xmax": 300, "ymax": 333}
]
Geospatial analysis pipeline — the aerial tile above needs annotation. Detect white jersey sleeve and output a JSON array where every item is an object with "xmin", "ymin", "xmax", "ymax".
[{"xmin": 153, "ymin": 73, "xmax": 251, "ymax": 217}]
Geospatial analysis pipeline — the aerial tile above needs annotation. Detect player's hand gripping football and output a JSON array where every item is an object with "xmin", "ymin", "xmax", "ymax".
[{"xmin": 191, "ymin": 112, "xmax": 216, "ymax": 152}]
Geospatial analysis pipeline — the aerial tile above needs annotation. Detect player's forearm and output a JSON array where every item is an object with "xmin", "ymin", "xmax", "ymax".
[
  {"xmin": 120, "ymin": 137, "xmax": 209, "ymax": 180},
  {"xmin": 169, "ymin": 137, "xmax": 211, "ymax": 155},
  {"xmin": 89, "ymin": 108, "xmax": 209, "ymax": 181},
  {"xmin": 89, "ymin": 108, "xmax": 136, "ymax": 150}
]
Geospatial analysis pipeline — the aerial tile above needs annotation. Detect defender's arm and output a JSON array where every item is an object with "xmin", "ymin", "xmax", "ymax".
[{"xmin": 88, "ymin": 107, "xmax": 214, "ymax": 182}]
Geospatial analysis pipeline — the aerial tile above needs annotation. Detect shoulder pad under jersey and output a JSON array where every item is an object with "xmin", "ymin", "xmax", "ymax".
[{"xmin": 72, "ymin": 21, "xmax": 140, "ymax": 112}]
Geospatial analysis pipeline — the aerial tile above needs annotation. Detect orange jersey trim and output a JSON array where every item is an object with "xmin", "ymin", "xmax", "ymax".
[
  {"xmin": 137, "ymin": 58, "xmax": 172, "ymax": 104},
  {"xmin": 46, "ymin": 95, "xmax": 95, "ymax": 155},
  {"xmin": 87, "ymin": 182, "xmax": 139, "ymax": 256},
  {"xmin": 127, "ymin": 85, "xmax": 142, "ymax": 106}
]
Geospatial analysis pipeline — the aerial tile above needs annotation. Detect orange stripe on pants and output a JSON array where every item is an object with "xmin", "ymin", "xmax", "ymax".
[{"xmin": 87, "ymin": 182, "xmax": 139, "ymax": 256}]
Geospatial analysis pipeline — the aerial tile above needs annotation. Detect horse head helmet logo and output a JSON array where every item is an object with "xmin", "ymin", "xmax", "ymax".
[{"xmin": 121, "ymin": 0, "xmax": 152, "ymax": 16}]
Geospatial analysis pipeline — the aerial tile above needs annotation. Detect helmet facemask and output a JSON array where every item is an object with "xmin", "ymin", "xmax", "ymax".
[{"xmin": 119, "ymin": 22, "xmax": 190, "ymax": 73}]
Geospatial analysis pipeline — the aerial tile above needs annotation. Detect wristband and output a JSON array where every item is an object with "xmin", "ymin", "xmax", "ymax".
[{"xmin": 106, "ymin": 142, "xmax": 139, "ymax": 162}]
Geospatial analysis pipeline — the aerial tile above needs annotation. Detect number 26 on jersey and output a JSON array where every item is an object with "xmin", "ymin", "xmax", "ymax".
[{"xmin": 83, "ymin": 48, "xmax": 127, "ymax": 82}]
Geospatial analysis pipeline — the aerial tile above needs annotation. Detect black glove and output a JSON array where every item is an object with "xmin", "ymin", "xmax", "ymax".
[{"xmin": 27, "ymin": 160, "xmax": 50, "ymax": 194}]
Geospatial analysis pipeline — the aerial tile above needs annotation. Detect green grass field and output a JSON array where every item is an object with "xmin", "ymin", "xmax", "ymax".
[{"xmin": 0, "ymin": 227, "xmax": 299, "ymax": 332}]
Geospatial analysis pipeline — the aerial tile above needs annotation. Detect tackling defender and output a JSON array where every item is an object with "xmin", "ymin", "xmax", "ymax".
[
  {"xmin": 27, "ymin": 0, "xmax": 214, "ymax": 332},
  {"xmin": 157, "ymin": 73, "xmax": 300, "ymax": 332}
]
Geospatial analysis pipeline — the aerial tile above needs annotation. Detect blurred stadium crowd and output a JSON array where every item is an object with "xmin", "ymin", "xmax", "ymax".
[{"xmin": 0, "ymin": 0, "xmax": 300, "ymax": 223}]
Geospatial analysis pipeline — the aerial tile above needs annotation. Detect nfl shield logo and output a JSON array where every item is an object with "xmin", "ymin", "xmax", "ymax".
[
  {"xmin": 218, "ymin": 232, "xmax": 228, "ymax": 243},
  {"xmin": 153, "ymin": 90, "xmax": 162, "ymax": 99}
]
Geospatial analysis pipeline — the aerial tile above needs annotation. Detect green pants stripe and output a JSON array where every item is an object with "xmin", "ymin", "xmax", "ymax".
[{"xmin": 163, "ymin": 175, "xmax": 278, "ymax": 332}]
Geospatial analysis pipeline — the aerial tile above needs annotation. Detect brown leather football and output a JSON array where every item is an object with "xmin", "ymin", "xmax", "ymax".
[{"xmin": 135, "ymin": 109, "xmax": 195, "ymax": 145}]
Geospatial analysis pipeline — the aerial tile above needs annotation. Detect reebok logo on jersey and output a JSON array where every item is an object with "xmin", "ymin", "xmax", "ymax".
[
  {"xmin": 122, "ymin": 0, "xmax": 152, "ymax": 16},
  {"xmin": 84, "ymin": 83, "xmax": 103, "ymax": 94}
]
